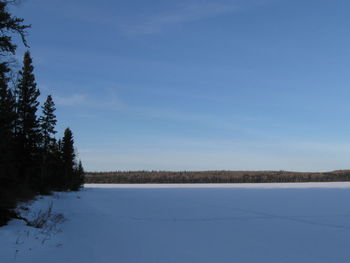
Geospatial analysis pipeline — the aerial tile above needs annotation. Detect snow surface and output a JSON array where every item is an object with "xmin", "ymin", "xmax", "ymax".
[{"xmin": 2, "ymin": 183, "xmax": 350, "ymax": 262}]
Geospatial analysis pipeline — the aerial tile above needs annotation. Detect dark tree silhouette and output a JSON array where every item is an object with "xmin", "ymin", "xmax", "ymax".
[
  {"xmin": 38, "ymin": 95, "xmax": 57, "ymax": 192},
  {"xmin": 16, "ymin": 51, "xmax": 41, "ymax": 188},
  {"xmin": 0, "ymin": 0, "xmax": 30, "ymax": 73},
  {"xmin": 62, "ymin": 128, "xmax": 75, "ymax": 189},
  {"xmin": 71, "ymin": 160, "xmax": 85, "ymax": 191},
  {"xmin": 40, "ymin": 95, "xmax": 57, "ymax": 150}
]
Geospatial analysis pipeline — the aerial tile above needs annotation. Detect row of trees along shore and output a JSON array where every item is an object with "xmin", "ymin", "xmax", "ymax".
[
  {"xmin": 0, "ymin": 1, "xmax": 84, "ymax": 226},
  {"xmin": 85, "ymin": 170, "xmax": 350, "ymax": 184}
]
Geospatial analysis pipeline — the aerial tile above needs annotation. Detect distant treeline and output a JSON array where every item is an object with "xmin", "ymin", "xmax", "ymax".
[
  {"xmin": 85, "ymin": 170, "xmax": 350, "ymax": 184},
  {"xmin": 0, "ymin": 1, "xmax": 84, "ymax": 226}
]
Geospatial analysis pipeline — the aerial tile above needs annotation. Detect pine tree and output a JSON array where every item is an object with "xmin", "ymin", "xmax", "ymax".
[
  {"xmin": 77, "ymin": 160, "xmax": 84, "ymax": 175},
  {"xmin": 49, "ymin": 138, "xmax": 65, "ymax": 190},
  {"xmin": 72, "ymin": 160, "xmax": 84, "ymax": 191},
  {"xmin": 62, "ymin": 128, "xmax": 75, "ymax": 190},
  {"xmin": 0, "ymin": 1, "xmax": 29, "ymax": 53},
  {"xmin": 37, "ymin": 95, "xmax": 57, "ymax": 192},
  {"xmin": 0, "ymin": 0, "xmax": 30, "ymax": 74},
  {"xmin": 39, "ymin": 95, "xmax": 57, "ymax": 150},
  {"xmin": 16, "ymin": 51, "xmax": 41, "ymax": 187}
]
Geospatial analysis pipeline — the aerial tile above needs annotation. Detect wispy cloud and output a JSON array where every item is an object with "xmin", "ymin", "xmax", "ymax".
[
  {"xmin": 120, "ymin": 2, "xmax": 237, "ymax": 35},
  {"xmin": 55, "ymin": 94, "xmax": 87, "ymax": 106},
  {"xmin": 65, "ymin": 0, "xmax": 268, "ymax": 36},
  {"xmin": 53, "ymin": 92, "xmax": 124, "ymax": 111}
]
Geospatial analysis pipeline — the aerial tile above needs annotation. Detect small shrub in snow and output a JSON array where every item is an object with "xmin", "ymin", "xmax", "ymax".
[
  {"xmin": 15, "ymin": 201, "xmax": 66, "ymax": 245},
  {"xmin": 27, "ymin": 201, "xmax": 54, "ymax": 228}
]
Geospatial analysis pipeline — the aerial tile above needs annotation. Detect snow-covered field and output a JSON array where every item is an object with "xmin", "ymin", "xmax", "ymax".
[{"xmin": 2, "ymin": 182, "xmax": 350, "ymax": 263}]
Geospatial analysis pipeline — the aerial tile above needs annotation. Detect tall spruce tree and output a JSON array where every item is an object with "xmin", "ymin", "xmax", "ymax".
[
  {"xmin": 16, "ymin": 51, "xmax": 41, "ymax": 187},
  {"xmin": 49, "ymin": 138, "xmax": 65, "ymax": 190},
  {"xmin": 39, "ymin": 95, "xmax": 57, "ymax": 150},
  {"xmin": 72, "ymin": 160, "xmax": 84, "ymax": 191},
  {"xmin": 62, "ymin": 128, "xmax": 75, "ymax": 190},
  {"xmin": 38, "ymin": 95, "xmax": 57, "ymax": 192}
]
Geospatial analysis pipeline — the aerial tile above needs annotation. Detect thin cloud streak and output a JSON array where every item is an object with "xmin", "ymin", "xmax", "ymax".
[
  {"xmin": 55, "ymin": 94, "xmax": 87, "ymax": 106},
  {"xmin": 119, "ymin": 2, "xmax": 237, "ymax": 35},
  {"xmin": 61, "ymin": 0, "xmax": 270, "ymax": 36},
  {"xmin": 53, "ymin": 93, "xmax": 124, "ymax": 111}
]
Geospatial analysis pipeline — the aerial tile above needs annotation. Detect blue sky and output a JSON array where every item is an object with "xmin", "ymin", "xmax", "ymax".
[{"xmin": 11, "ymin": 0, "xmax": 350, "ymax": 171}]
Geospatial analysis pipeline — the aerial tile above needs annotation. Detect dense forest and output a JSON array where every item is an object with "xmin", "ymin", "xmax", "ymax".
[
  {"xmin": 0, "ymin": 1, "xmax": 84, "ymax": 226},
  {"xmin": 85, "ymin": 170, "xmax": 350, "ymax": 184}
]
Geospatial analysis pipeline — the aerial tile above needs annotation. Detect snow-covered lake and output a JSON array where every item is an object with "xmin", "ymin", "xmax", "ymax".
[{"xmin": 2, "ymin": 182, "xmax": 350, "ymax": 263}]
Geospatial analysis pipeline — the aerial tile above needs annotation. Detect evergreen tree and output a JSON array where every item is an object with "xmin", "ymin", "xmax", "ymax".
[
  {"xmin": 62, "ymin": 128, "xmax": 75, "ymax": 190},
  {"xmin": 39, "ymin": 95, "xmax": 57, "ymax": 150},
  {"xmin": 47, "ymin": 138, "xmax": 63, "ymax": 190},
  {"xmin": 77, "ymin": 160, "xmax": 84, "ymax": 175},
  {"xmin": 16, "ymin": 50, "xmax": 41, "ymax": 187},
  {"xmin": 71, "ymin": 160, "xmax": 84, "ymax": 191},
  {"xmin": 38, "ymin": 95, "xmax": 57, "ymax": 192},
  {"xmin": 0, "ymin": 0, "xmax": 30, "ymax": 74}
]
